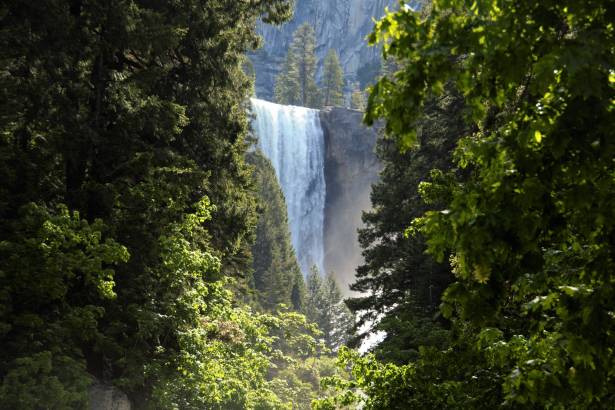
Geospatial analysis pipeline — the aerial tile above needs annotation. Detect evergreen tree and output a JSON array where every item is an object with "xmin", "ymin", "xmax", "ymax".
[
  {"xmin": 305, "ymin": 268, "xmax": 353, "ymax": 352},
  {"xmin": 348, "ymin": 88, "xmax": 466, "ymax": 363},
  {"xmin": 248, "ymin": 151, "xmax": 305, "ymax": 311},
  {"xmin": 350, "ymin": 83, "xmax": 366, "ymax": 110},
  {"xmin": 274, "ymin": 23, "xmax": 321, "ymax": 108},
  {"xmin": 305, "ymin": 267, "xmax": 327, "ymax": 327},
  {"xmin": 319, "ymin": 0, "xmax": 615, "ymax": 408},
  {"xmin": 322, "ymin": 50, "xmax": 345, "ymax": 106},
  {"xmin": 321, "ymin": 274, "xmax": 354, "ymax": 351},
  {"xmin": 274, "ymin": 49, "xmax": 301, "ymax": 105},
  {"xmin": 0, "ymin": 0, "xmax": 296, "ymax": 406}
]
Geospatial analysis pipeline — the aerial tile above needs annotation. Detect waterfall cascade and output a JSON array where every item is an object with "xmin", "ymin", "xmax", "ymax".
[{"xmin": 250, "ymin": 98, "xmax": 326, "ymax": 277}]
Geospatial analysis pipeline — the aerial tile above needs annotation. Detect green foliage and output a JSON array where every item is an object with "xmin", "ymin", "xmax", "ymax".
[
  {"xmin": 351, "ymin": 0, "xmax": 615, "ymax": 407},
  {"xmin": 350, "ymin": 84, "xmax": 366, "ymax": 111},
  {"xmin": 0, "ymin": 199, "xmax": 326, "ymax": 409},
  {"xmin": 248, "ymin": 152, "xmax": 305, "ymax": 311},
  {"xmin": 146, "ymin": 277, "xmax": 321, "ymax": 409},
  {"xmin": 349, "ymin": 89, "xmax": 465, "ymax": 363},
  {"xmin": 0, "ymin": 203, "xmax": 128, "ymax": 409},
  {"xmin": 322, "ymin": 50, "xmax": 345, "ymax": 107},
  {"xmin": 144, "ymin": 252, "xmax": 328, "ymax": 409},
  {"xmin": 0, "ymin": 352, "xmax": 92, "ymax": 410},
  {"xmin": 0, "ymin": 0, "xmax": 300, "ymax": 405},
  {"xmin": 269, "ymin": 356, "xmax": 345, "ymax": 410},
  {"xmin": 274, "ymin": 23, "xmax": 321, "ymax": 108},
  {"xmin": 305, "ymin": 268, "xmax": 354, "ymax": 352},
  {"xmin": 315, "ymin": 328, "xmax": 504, "ymax": 410}
]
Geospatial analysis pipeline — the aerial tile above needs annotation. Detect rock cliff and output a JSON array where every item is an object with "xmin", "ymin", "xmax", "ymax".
[
  {"xmin": 251, "ymin": 0, "xmax": 402, "ymax": 100},
  {"xmin": 320, "ymin": 107, "xmax": 381, "ymax": 293}
]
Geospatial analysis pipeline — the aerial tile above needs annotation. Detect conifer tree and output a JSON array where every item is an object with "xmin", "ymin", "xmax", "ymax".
[
  {"xmin": 305, "ymin": 266, "xmax": 326, "ymax": 325},
  {"xmin": 0, "ymin": 0, "xmax": 295, "ymax": 406},
  {"xmin": 350, "ymin": 83, "xmax": 366, "ymax": 110},
  {"xmin": 348, "ymin": 88, "xmax": 466, "ymax": 363},
  {"xmin": 305, "ymin": 268, "xmax": 353, "ymax": 352},
  {"xmin": 274, "ymin": 50, "xmax": 301, "ymax": 105},
  {"xmin": 322, "ymin": 50, "xmax": 345, "ymax": 106},
  {"xmin": 322, "ymin": 274, "xmax": 354, "ymax": 351},
  {"xmin": 274, "ymin": 23, "xmax": 321, "ymax": 107},
  {"xmin": 248, "ymin": 152, "xmax": 305, "ymax": 311}
]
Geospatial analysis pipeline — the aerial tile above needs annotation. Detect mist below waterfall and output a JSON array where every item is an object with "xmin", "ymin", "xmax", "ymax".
[{"xmin": 250, "ymin": 98, "xmax": 326, "ymax": 277}]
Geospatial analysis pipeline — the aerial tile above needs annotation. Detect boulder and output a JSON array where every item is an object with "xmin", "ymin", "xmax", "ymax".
[{"xmin": 89, "ymin": 381, "xmax": 131, "ymax": 410}]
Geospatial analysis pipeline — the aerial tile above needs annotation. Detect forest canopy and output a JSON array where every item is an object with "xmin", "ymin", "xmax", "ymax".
[
  {"xmin": 0, "ymin": 0, "xmax": 350, "ymax": 408},
  {"xmin": 1, "ymin": 0, "xmax": 613, "ymax": 409},
  {"xmin": 319, "ymin": 0, "xmax": 615, "ymax": 408}
]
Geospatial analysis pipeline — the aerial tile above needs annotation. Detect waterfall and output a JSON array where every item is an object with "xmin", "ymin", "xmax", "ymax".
[{"xmin": 250, "ymin": 98, "xmax": 326, "ymax": 277}]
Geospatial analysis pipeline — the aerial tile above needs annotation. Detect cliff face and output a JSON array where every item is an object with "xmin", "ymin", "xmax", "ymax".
[
  {"xmin": 320, "ymin": 107, "xmax": 381, "ymax": 293},
  {"xmin": 251, "ymin": 0, "xmax": 399, "ymax": 100}
]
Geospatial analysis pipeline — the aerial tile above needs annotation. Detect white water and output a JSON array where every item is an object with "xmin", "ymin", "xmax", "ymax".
[{"xmin": 250, "ymin": 98, "xmax": 326, "ymax": 277}]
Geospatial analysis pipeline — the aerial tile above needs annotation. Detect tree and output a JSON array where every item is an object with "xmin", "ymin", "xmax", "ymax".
[
  {"xmin": 305, "ymin": 267, "xmax": 327, "ymax": 328},
  {"xmin": 274, "ymin": 49, "xmax": 301, "ymax": 105},
  {"xmin": 248, "ymin": 151, "xmax": 305, "ymax": 311},
  {"xmin": 348, "ymin": 87, "xmax": 466, "ymax": 363},
  {"xmin": 305, "ymin": 268, "xmax": 354, "ymax": 352},
  {"xmin": 350, "ymin": 83, "xmax": 366, "ymax": 110},
  {"xmin": 0, "ymin": 0, "xmax": 295, "ymax": 406},
  {"xmin": 322, "ymin": 50, "xmax": 345, "ymax": 106},
  {"xmin": 274, "ymin": 23, "xmax": 321, "ymax": 107},
  {"xmin": 328, "ymin": 0, "xmax": 615, "ymax": 408},
  {"xmin": 321, "ymin": 274, "xmax": 354, "ymax": 351}
]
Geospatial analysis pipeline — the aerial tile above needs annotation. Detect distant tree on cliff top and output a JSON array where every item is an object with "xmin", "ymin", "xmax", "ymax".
[
  {"xmin": 274, "ymin": 48, "xmax": 301, "ymax": 105},
  {"xmin": 275, "ymin": 23, "xmax": 321, "ymax": 107},
  {"xmin": 350, "ymin": 83, "xmax": 366, "ymax": 111},
  {"xmin": 322, "ymin": 49, "xmax": 345, "ymax": 106}
]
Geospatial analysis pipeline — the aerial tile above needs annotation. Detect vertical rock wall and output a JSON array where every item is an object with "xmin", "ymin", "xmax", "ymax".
[
  {"xmin": 320, "ymin": 107, "xmax": 381, "ymax": 293},
  {"xmin": 251, "ymin": 0, "xmax": 401, "ymax": 100}
]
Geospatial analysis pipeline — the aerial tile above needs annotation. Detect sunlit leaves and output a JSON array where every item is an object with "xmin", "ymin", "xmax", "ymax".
[
  {"xmin": 0, "ymin": 204, "xmax": 128, "ymax": 408},
  {"xmin": 0, "ymin": 0, "xmax": 297, "ymax": 406},
  {"xmin": 360, "ymin": 0, "xmax": 615, "ymax": 407}
]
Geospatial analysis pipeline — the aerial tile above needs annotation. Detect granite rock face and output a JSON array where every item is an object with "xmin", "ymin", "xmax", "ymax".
[
  {"xmin": 251, "ymin": 0, "xmax": 402, "ymax": 100},
  {"xmin": 89, "ymin": 381, "xmax": 131, "ymax": 410},
  {"xmin": 320, "ymin": 107, "xmax": 381, "ymax": 293}
]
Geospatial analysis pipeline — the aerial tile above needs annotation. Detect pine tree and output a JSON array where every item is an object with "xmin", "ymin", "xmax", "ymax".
[
  {"xmin": 305, "ymin": 266, "xmax": 326, "ymax": 326},
  {"xmin": 0, "ymin": 0, "xmax": 294, "ymax": 406},
  {"xmin": 305, "ymin": 268, "xmax": 353, "ymax": 352},
  {"xmin": 248, "ymin": 152, "xmax": 305, "ymax": 311},
  {"xmin": 321, "ymin": 274, "xmax": 354, "ymax": 351},
  {"xmin": 274, "ymin": 23, "xmax": 321, "ymax": 108},
  {"xmin": 322, "ymin": 50, "xmax": 345, "ymax": 106},
  {"xmin": 350, "ymin": 83, "xmax": 366, "ymax": 110},
  {"xmin": 348, "ymin": 88, "xmax": 466, "ymax": 363},
  {"xmin": 274, "ymin": 49, "xmax": 301, "ymax": 105}
]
